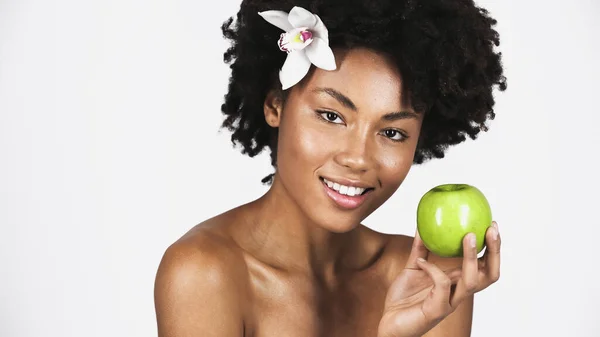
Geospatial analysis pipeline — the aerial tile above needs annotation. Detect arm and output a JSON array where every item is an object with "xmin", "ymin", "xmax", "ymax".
[
  {"xmin": 154, "ymin": 242, "xmax": 244, "ymax": 337},
  {"xmin": 379, "ymin": 224, "xmax": 500, "ymax": 337},
  {"xmin": 423, "ymin": 255, "xmax": 474, "ymax": 337},
  {"xmin": 423, "ymin": 221, "xmax": 501, "ymax": 337},
  {"xmin": 423, "ymin": 296, "xmax": 473, "ymax": 337}
]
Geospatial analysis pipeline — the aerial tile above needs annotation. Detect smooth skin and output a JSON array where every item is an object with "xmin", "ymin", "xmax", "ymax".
[{"xmin": 154, "ymin": 48, "xmax": 501, "ymax": 337}]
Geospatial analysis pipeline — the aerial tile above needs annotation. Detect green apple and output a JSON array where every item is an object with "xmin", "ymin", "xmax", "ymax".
[{"xmin": 416, "ymin": 184, "xmax": 492, "ymax": 257}]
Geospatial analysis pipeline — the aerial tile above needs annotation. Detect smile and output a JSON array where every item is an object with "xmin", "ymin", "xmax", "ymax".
[{"xmin": 319, "ymin": 177, "xmax": 374, "ymax": 210}]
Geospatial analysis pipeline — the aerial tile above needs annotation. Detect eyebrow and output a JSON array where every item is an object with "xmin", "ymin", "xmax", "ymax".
[
  {"xmin": 381, "ymin": 111, "xmax": 420, "ymax": 121},
  {"xmin": 312, "ymin": 87, "xmax": 419, "ymax": 121},
  {"xmin": 313, "ymin": 87, "xmax": 357, "ymax": 111}
]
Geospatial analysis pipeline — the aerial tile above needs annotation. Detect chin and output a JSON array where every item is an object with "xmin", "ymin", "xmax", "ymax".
[
  {"xmin": 317, "ymin": 218, "xmax": 361, "ymax": 234},
  {"xmin": 305, "ymin": 203, "xmax": 366, "ymax": 233},
  {"xmin": 290, "ymin": 175, "xmax": 378, "ymax": 233}
]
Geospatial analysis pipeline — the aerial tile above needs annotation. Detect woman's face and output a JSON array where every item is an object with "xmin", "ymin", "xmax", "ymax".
[{"xmin": 266, "ymin": 48, "xmax": 423, "ymax": 233}]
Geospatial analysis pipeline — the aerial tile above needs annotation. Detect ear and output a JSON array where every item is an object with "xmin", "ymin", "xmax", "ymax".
[{"xmin": 264, "ymin": 90, "xmax": 283, "ymax": 127}]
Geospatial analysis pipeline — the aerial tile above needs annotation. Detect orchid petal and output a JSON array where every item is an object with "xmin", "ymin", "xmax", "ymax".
[
  {"xmin": 288, "ymin": 6, "xmax": 317, "ymax": 29},
  {"xmin": 279, "ymin": 27, "xmax": 313, "ymax": 52},
  {"xmin": 305, "ymin": 38, "xmax": 337, "ymax": 71},
  {"xmin": 311, "ymin": 15, "xmax": 329, "ymax": 44},
  {"xmin": 280, "ymin": 51, "xmax": 312, "ymax": 90},
  {"xmin": 258, "ymin": 10, "xmax": 293, "ymax": 32}
]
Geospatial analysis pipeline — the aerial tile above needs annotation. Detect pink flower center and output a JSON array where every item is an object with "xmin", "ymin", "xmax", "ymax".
[{"xmin": 300, "ymin": 30, "xmax": 313, "ymax": 42}]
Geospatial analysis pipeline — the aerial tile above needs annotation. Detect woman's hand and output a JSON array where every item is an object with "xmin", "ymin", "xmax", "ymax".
[{"xmin": 377, "ymin": 222, "xmax": 501, "ymax": 337}]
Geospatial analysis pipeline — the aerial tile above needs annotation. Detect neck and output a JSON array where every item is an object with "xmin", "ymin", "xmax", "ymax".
[{"xmin": 241, "ymin": 173, "xmax": 361, "ymax": 281}]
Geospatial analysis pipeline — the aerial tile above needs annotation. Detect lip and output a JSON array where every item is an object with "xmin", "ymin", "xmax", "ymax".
[
  {"xmin": 320, "ymin": 177, "xmax": 374, "ymax": 210},
  {"xmin": 320, "ymin": 176, "xmax": 375, "ymax": 189}
]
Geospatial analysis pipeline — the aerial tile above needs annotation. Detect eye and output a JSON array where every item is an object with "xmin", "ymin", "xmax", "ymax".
[
  {"xmin": 381, "ymin": 129, "xmax": 408, "ymax": 142},
  {"xmin": 317, "ymin": 110, "xmax": 344, "ymax": 124}
]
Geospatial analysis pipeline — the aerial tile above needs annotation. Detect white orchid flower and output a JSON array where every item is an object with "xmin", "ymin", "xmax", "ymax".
[{"xmin": 258, "ymin": 6, "xmax": 337, "ymax": 90}]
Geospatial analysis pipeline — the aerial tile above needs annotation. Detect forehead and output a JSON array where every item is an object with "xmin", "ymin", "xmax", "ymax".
[{"xmin": 300, "ymin": 48, "xmax": 409, "ymax": 111}]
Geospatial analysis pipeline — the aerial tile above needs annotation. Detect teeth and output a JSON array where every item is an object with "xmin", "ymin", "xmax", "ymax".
[{"xmin": 323, "ymin": 178, "xmax": 366, "ymax": 197}]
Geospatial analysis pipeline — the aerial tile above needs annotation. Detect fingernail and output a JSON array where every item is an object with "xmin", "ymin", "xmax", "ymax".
[
  {"xmin": 417, "ymin": 257, "xmax": 426, "ymax": 263},
  {"xmin": 492, "ymin": 221, "xmax": 498, "ymax": 229},
  {"xmin": 469, "ymin": 233, "xmax": 477, "ymax": 248},
  {"xmin": 492, "ymin": 227, "xmax": 499, "ymax": 240}
]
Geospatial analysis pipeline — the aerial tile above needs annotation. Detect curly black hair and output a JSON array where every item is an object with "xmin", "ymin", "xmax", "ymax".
[{"xmin": 220, "ymin": 0, "xmax": 507, "ymax": 184}]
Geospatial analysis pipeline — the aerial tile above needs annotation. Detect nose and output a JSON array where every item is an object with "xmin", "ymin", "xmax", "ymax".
[{"xmin": 333, "ymin": 131, "xmax": 373, "ymax": 173}]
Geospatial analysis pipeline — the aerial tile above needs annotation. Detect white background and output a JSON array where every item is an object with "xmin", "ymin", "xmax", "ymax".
[{"xmin": 1, "ymin": 0, "xmax": 599, "ymax": 336}]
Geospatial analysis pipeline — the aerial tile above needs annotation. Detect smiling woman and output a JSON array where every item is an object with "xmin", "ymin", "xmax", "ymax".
[
  {"xmin": 264, "ymin": 49, "xmax": 421, "ymax": 233},
  {"xmin": 154, "ymin": 1, "xmax": 506, "ymax": 337}
]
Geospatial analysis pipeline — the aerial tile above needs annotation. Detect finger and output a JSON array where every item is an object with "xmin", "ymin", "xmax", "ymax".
[
  {"xmin": 482, "ymin": 221, "xmax": 501, "ymax": 285},
  {"xmin": 450, "ymin": 233, "xmax": 479, "ymax": 308},
  {"xmin": 405, "ymin": 231, "xmax": 430, "ymax": 269},
  {"xmin": 416, "ymin": 258, "xmax": 452, "ymax": 318},
  {"xmin": 445, "ymin": 267, "xmax": 463, "ymax": 284}
]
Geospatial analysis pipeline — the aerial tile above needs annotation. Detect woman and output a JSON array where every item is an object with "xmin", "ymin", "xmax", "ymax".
[{"xmin": 154, "ymin": 0, "xmax": 506, "ymax": 336}]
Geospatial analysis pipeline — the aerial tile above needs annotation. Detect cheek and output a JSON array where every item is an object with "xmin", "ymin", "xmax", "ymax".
[
  {"xmin": 375, "ymin": 142, "xmax": 418, "ymax": 187},
  {"xmin": 381, "ymin": 155, "xmax": 411, "ymax": 181},
  {"xmin": 278, "ymin": 114, "xmax": 334, "ymax": 170},
  {"xmin": 298, "ymin": 128, "xmax": 333, "ymax": 162}
]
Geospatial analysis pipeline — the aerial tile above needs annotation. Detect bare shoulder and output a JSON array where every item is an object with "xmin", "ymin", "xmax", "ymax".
[
  {"xmin": 354, "ymin": 225, "xmax": 413, "ymax": 277},
  {"xmin": 156, "ymin": 223, "xmax": 248, "ymax": 288},
  {"xmin": 154, "ymin": 217, "xmax": 249, "ymax": 337},
  {"xmin": 375, "ymin": 228, "xmax": 463, "ymax": 271},
  {"xmin": 385, "ymin": 231, "xmax": 415, "ymax": 251},
  {"xmin": 381, "ymin": 232, "xmax": 414, "ymax": 267},
  {"xmin": 358, "ymin": 225, "xmax": 413, "ymax": 256}
]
